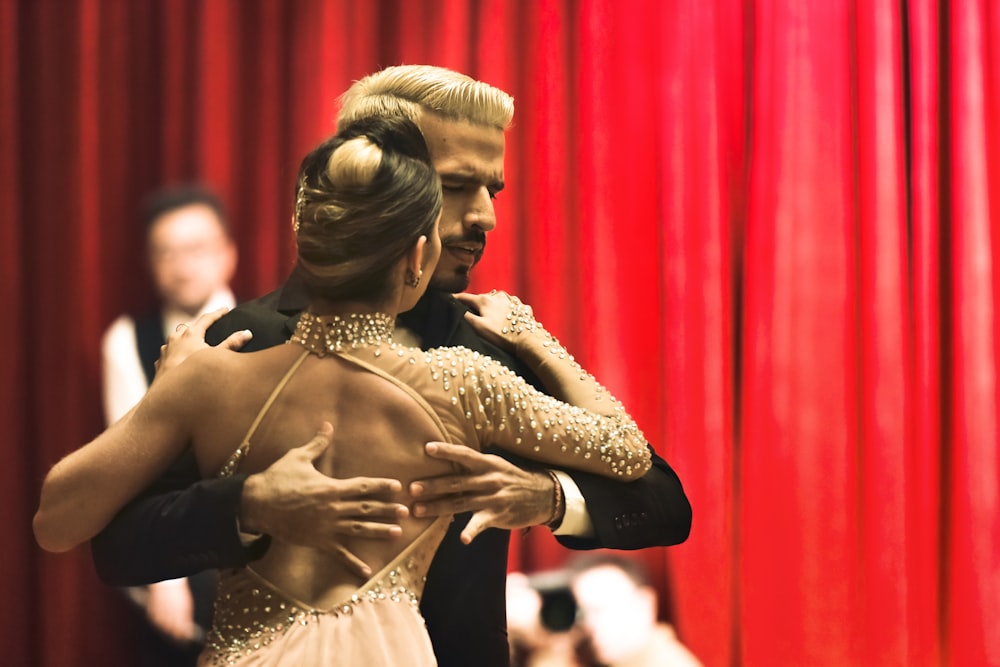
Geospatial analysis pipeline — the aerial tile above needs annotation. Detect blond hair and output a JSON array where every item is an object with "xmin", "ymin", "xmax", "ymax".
[{"xmin": 337, "ymin": 65, "xmax": 514, "ymax": 131}]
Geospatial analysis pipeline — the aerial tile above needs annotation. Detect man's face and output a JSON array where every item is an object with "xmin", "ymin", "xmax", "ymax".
[
  {"xmin": 419, "ymin": 113, "xmax": 506, "ymax": 293},
  {"xmin": 147, "ymin": 204, "xmax": 236, "ymax": 315}
]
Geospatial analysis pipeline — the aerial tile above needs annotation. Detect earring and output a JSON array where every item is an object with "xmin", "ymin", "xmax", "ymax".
[{"xmin": 405, "ymin": 269, "xmax": 422, "ymax": 288}]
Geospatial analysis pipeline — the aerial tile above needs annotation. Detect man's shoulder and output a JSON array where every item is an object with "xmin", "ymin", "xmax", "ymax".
[
  {"xmin": 241, "ymin": 287, "xmax": 287, "ymax": 311},
  {"xmin": 205, "ymin": 287, "xmax": 297, "ymax": 349}
]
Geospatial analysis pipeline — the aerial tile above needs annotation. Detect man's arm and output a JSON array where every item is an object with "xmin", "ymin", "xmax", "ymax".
[
  {"xmin": 91, "ymin": 307, "xmax": 273, "ymax": 584},
  {"xmin": 414, "ymin": 443, "xmax": 691, "ymax": 549},
  {"xmin": 459, "ymin": 290, "xmax": 691, "ymax": 548},
  {"xmin": 91, "ymin": 451, "xmax": 266, "ymax": 585},
  {"xmin": 409, "ymin": 291, "xmax": 692, "ymax": 548},
  {"xmin": 554, "ymin": 447, "xmax": 691, "ymax": 550}
]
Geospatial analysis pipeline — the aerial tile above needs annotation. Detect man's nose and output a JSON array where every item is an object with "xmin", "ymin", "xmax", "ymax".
[{"xmin": 463, "ymin": 188, "xmax": 497, "ymax": 232}]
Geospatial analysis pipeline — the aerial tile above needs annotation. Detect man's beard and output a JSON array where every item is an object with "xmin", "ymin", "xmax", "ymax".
[
  {"xmin": 430, "ymin": 230, "xmax": 486, "ymax": 293},
  {"xmin": 429, "ymin": 264, "xmax": 472, "ymax": 293}
]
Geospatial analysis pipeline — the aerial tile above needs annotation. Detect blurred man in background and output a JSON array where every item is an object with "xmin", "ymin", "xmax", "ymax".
[
  {"xmin": 508, "ymin": 554, "xmax": 702, "ymax": 667},
  {"xmin": 100, "ymin": 184, "xmax": 237, "ymax": 666},
  {"xmin": 569, "ymin": 554, "xmax": 701, "ymax": 667}
]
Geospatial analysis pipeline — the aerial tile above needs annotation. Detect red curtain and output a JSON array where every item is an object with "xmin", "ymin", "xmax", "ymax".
[{"xmin": 3, "ymin": 1, "xmax": 998, "ymax": 665}]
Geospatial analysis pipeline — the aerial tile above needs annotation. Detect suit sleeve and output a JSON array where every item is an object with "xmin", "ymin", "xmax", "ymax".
[
  {"xmin": 90, "ymin": 450, "xmax": 269, "ymax": 585},
  {"xmin": 484, "ymin": 440, "xmax": 690, "ymax": 550},
  {"xmin": 90, "ymin": 301, "xmax": 286, "ymax": 585},
  {"xmin": 555, "ymin": 447, "xmax": 691, "ymax": 550}
]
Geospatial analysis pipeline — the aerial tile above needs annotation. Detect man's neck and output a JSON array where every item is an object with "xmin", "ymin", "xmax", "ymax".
[{"xmin": 396, "ymin": 289, "xmax": 462, "ymax": 349}]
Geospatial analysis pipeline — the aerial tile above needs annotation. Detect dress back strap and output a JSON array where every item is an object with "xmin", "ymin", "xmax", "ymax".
[
  {"xmin": 333, "ymin": 350, "xmax": 452, "ymax": 443},
  {"xmin": 218, "ymin": 350, "xmax": 311, "ymax": 478}
]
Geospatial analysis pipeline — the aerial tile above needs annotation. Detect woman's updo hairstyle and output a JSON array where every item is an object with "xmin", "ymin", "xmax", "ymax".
[{"xmin": 293, "ymin": 115, "xmax": 442, "ymax": 302}]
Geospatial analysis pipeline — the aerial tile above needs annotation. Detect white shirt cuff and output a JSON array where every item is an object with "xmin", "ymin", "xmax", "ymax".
[
  {"xmin": 236, "ymin": 519, "xmax": 264, "ymax": 546},
  {"xmin": 549, "ymin": 470, "xmax": 595, "ymax": 538}
]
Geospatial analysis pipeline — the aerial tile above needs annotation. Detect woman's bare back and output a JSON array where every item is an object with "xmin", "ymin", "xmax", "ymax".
[{"xmin": 189, "ymin": 342, "xmax": 457, "ymax": 609}]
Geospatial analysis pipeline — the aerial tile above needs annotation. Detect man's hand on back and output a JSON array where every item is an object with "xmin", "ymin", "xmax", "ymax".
[
  {"xmin": 239, "ymin": 424, "xmax": 408, "ymax": 578},
  {"xmin": 409, "ymin": 442, "xmax": 556, "ymax": 544}
]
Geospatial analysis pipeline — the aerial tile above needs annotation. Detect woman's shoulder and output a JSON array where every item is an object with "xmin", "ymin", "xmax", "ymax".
[
  {"xmin": 167, "ymin": 343, "xmax": 297, "ymax": 385},
  {"xmin": 373, "ymin": 343, "xmax": 498, "ymax": 372},
  {"xmin": 424, "ymin": 344, "xmax": 518, "ymax": 376},
  {"xmin": 397, "ymin": 345, "xmax": 523, "ymax": 399}
]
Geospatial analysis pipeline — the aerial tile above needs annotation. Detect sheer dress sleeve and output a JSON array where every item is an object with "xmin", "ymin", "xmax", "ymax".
[{"xmin": 419, "ymin": 345, "xmax": 652, "ymax": 481}]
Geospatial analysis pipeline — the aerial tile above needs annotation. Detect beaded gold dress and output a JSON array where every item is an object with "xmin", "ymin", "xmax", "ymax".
[{"xmin": 199, "ymin": 311, "xmax": 651, "ymax": 666}]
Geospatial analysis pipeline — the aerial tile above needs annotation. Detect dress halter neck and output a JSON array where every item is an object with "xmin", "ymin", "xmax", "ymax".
[{"xmin": 289, "ymin": 311, "xmax": 395, "ymax": 356}]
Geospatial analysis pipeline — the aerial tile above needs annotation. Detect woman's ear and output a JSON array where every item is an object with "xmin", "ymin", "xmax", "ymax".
[{"xmin": 406, "ymin": 235, "xmax": 427, "ymax": 281}]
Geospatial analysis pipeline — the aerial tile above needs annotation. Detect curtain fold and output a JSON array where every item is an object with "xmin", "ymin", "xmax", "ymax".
[
  {"xmin": 945, "ymin": 1, "xmax": 1000, "ymax": 663},
  {"xmin": 1, "ymin": 5, "xmax": 30, "ymax": 664},
  {"xmin": 907, "ymin": 1, "xmax": 945, "ymax": 664},
  {"xmin": 854, "ymin": 3, "xmax": 912, "ymax": 664},
  {"xmin": 648, "ymin": 0, "xmax": 742, "ymax": 659},
  {"xmin": 4, "ymin": 1, "xmax": 999, "ymax": 665},
  {"xmin": 741, "ymin": 2, "xmax": 863, "ymax": 662}
]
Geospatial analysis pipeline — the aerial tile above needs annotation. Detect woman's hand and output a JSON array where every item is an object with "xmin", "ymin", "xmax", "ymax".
[
  {"xmin": 154, "ymin": 307, "xmax": 251, "ymax": 379},
  {"xmin": 454, "ymin": 290, "xmax": 539, "ymax": 352}
]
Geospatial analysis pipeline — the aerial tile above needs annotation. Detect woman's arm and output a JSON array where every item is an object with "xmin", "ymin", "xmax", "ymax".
[
  {"xmin": 457, "ymin": 292, "xmax": 622, "ymax": 415},
  {"xmin": 449, "ymin": 292, "xmax": 651, "ymax": 480},
  {"xmin": 34, "ymin": 350, "xmax": 214, "ymax": 553}
]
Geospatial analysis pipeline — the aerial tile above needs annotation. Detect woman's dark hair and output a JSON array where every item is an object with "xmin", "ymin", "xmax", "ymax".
[{"xmin": 293, "ymin": 115, "xmax": 442, "ymax": 301}]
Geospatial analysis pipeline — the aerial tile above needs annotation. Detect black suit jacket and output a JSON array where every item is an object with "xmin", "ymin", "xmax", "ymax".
[{"xmin": 92, "ymin": 275, "xmax": 692, "ymax": 667}]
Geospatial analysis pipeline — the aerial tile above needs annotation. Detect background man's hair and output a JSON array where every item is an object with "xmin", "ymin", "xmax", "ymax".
[
  {"xmin": 567, "ymin": 553, "xmax": 652, "ymax": 588},
  {"xmin": 141, "ymin": 184, "xmax": 230, "ymax": 235}
]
